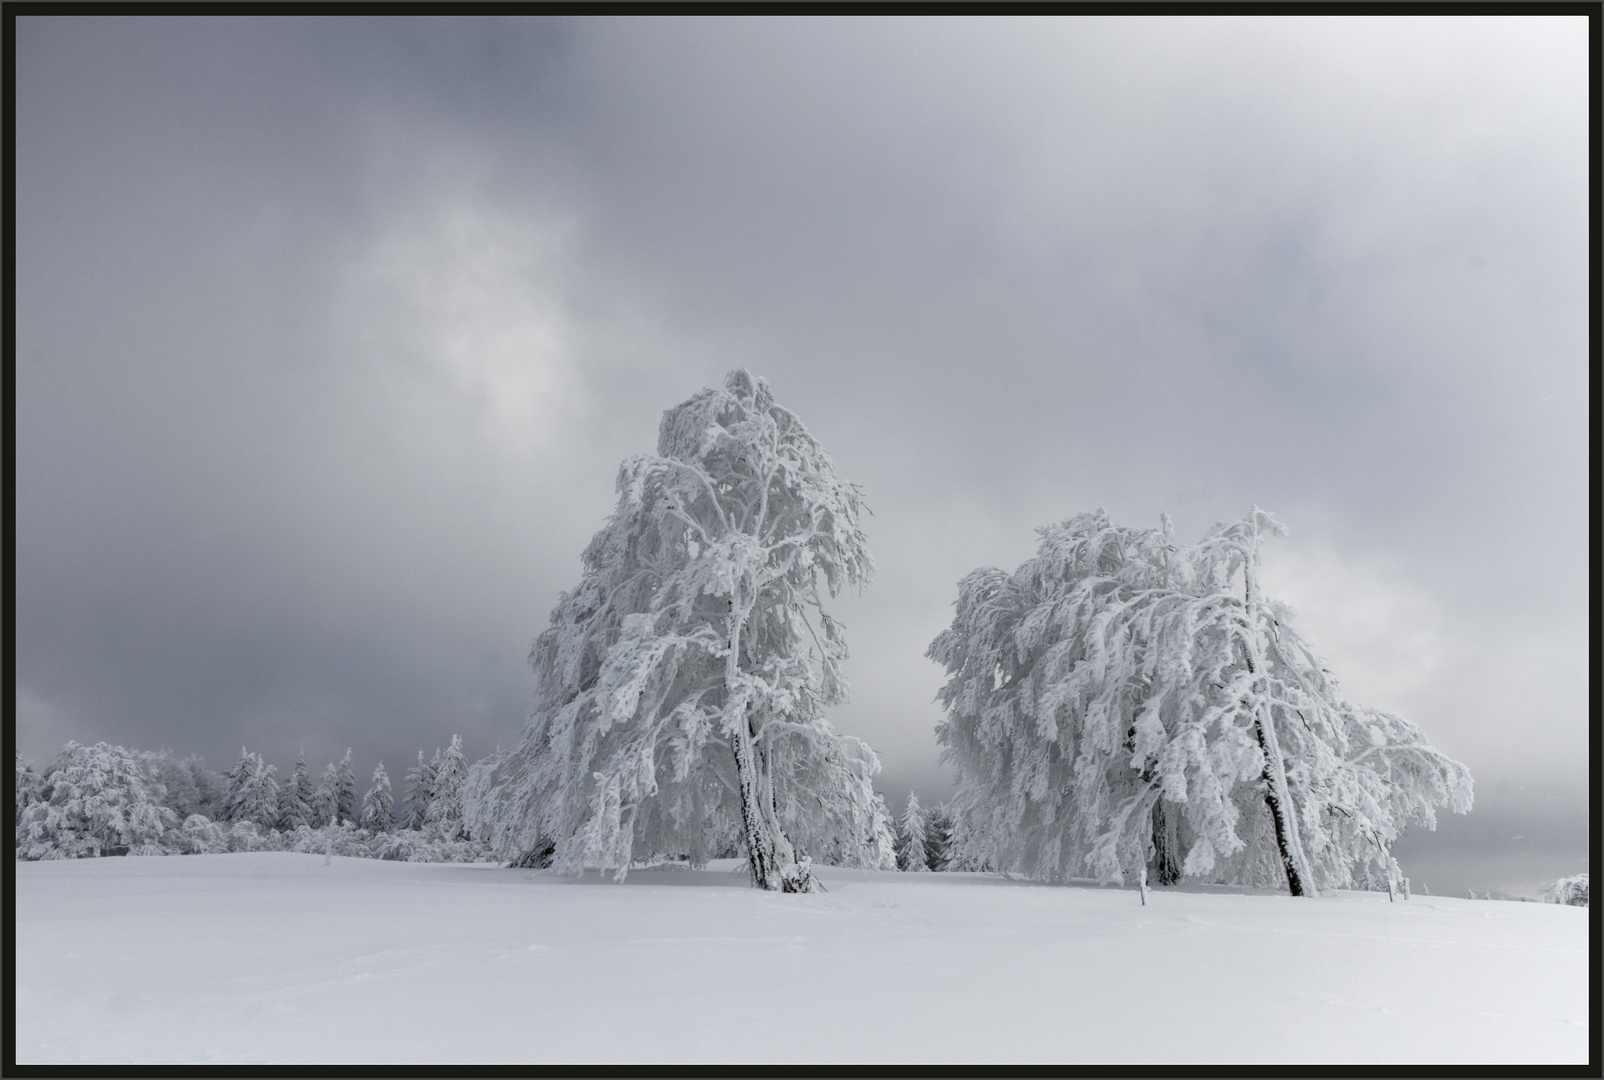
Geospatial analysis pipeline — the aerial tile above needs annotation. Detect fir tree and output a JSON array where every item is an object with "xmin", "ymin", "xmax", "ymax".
[
  {"xmin": 403, "ymin": 750, "xmax": 435, "ymax": 831},
  {"xmin": 278, "ymin": 750, "xmax": 314, "ymax": 831},
  {"xmin": 221, "ymin": 748, "xmax": 279, "ymax": 828},
  {"xmin": 924, "ymin": 802, "xmax": 955, "ymax": 872},
  {"xmin": 361, "ymin": 762, "xmax": 394, "ymax": 833},
  {"xmin": 425, "ymin": 736, "xmax": 468, "ymax": 840},
  {"xmin": 334, "ymin": 749, "xmax": 358, "ymax": 826},
  {"xmin": 897, "ymin": 792, "xmax": 930, "ymax": 872},
  {"xmin": 314, "ymin": 760, "xmax": 340, "ymax": 827}
]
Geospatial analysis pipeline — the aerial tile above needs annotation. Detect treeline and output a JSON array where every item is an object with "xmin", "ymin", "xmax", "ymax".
[
  {"xmin": 15, "ymin": 737, "xmax": 991, "ymax": 878},
  {"xmin": 14, "ymin": 739, "xmax": 492, "ymax": 863}
]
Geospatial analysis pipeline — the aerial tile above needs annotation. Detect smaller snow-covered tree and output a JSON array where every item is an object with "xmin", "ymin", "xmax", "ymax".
[
  {"xmin": 17, "ymin": 742, "xmax": 178, "ymax": 858},
  {"xmin": 278, "ymin": 750, "xmax": 314, "ymax": 831},
  {"xmin": 403, "ymin": 750, "xmax": 435, "ymax": 831},
  {"xmin": 930, "ymin": 508, "xmax": 1473, "ymax": 896},
  {"xmin": 361, "ymin": 762, "xmax": 394, "ymax": 833},
  {"xmin": 897, "ymin": 792, "xmax": 930, "ymax": 872},
  {"xmin": 425, "ymin": 736, "xmax": 468, "ymax": 840},
  {"xmin": 221, "ymin": 748, "xmax": 279, "ymax": 828}
]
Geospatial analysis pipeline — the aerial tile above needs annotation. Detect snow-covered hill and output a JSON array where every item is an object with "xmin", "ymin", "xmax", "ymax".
[{"xmin": 15, "ymin": 853, "xmax": 1588, "ymax": 1065}]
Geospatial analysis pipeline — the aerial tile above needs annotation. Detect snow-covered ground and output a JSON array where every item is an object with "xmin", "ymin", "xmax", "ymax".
[{"xmin": 16, "ymin": 853, "xmax": 1588, "ymax": 1065}]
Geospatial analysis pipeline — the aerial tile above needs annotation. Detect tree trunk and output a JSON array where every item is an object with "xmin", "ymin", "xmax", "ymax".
[
  {"xmin": 1150, "ymin": 800, "xmax": 1181, "ymax": 886},
  {"xmin": 1255, "ymin": 719, "xmax": 1308, "ymax": 897},
  {"xmin": 724, "ymin": 591, "xmax": 809, "ymax": 891},
  {"xmin": 1242, "ymin": 522, "xmax": 1314, "ymax": 898},
  {"xmin": 731, "ymin": 713, "xmax": 779, "ymax": 889}
]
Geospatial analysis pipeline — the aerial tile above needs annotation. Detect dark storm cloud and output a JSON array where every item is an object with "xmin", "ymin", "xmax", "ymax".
[{"xmin": 15, "ymin": 16, "xmax": 1587, "ymax": 887}]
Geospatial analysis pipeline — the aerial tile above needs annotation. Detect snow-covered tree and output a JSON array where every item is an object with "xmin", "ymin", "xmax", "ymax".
[
  {"xmin": 361, "ymin": 762, "xmax": 394, "ymax": 833},
  {"xmin": 220, "ymin": 748, "xmax": 279, "ymax": 828},
  {"xmin": 897, "ymin": 792, "xmax": 929, "ymax": 872},
  {"xmin": 929, "ymin": 509, "xmax": 1474, "ymax": 897},
  {"xmin": 184, "ymin": 755, "xmax": 229, "ymax": 820},
  {"xmin": 314, "ymin": 761, "xmax": 339, "ymax": 827},
  {"xmin": 403, "ymin": 750, "xmax": 435, "ymax": 831},
  {"xmin": 16, "ymin": 752, "xmax": 43, "ymax": 820},
  {"xmin": 17, "ymin": 741, "xmax": 179, "ymax": 858},
  {"xmin": 924, "ymin": 802, "xmax": 955, "ymax": 872},
  {"xmin": 1542, "ymin": 873, "xmax": 1588, "ymax": 907},
  {"xmin": 278, "ymin": 750, "xmax": 314, "ymax": 831},
  {"xmin": 333, "ymin": 749, "xmax": 358, "ymax": 826},
  {"xmin": 424, "ymin": 736, "xmax": 468, "ymax": 840},
  {"xmin": 143, "ymin": 752, "xmax": 226, "ymax": 821},
  {"xmin": 464, "ymin": 370, "xmax": 879, "ymax": 891}
]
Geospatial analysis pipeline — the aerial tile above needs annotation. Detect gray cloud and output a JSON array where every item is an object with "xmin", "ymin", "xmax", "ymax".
[{"xmin": 16, "ymin": 16, "xmax": 1587, "ymax": 888}]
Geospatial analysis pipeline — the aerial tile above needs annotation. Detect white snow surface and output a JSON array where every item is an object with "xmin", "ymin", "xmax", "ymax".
[{"xmin": 16, "ymin": 853, "xmax": 1588, "ymax": 1065}]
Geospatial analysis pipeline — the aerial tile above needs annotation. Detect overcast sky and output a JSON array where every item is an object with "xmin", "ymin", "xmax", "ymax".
[{"xmin": 15, "ymin": 16, "xmax": 1589, "ymax": 896}]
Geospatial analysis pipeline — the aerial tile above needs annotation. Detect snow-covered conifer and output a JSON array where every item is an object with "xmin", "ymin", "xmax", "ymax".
[
  {"xmin": 924, "ymin": 802, "xmax": 955, "ymax": 872},
  {"xmin": 278, "ymin": 750, "xmax": 314, "ymax": 831},
  {"xmin": 17, "ymin": 741, "xmax": 178, "ymax": 858},
  {"xmin": 864, "ymin": 792, "xmax": 900, "ymax": 871},
  {"xmin": 334, "ymin": 749, "xmax": 358, "ymax": 826},
  {"xmin": 929, "ymin": 509, "xmax": 1473, "ymax": 896},
  {"xmin": 314, "ymin": 760, "xmax": 340, "ymax": 827},
  {"xmin": 425, "ymin": 736, "xmax": 468, "ymax": 840},
  {"xmin": 221, "ymin": 748, "xmax": 279, "ymax": 828},
  {"xmin": 464, "ymin": 371, "xmax": 878, "ymax": 890},
  {"xmin": 403, "ymin": 750, "xmax": 435, "ymax": 831},
  {"xmin": 361, "ymin": 762, "xmax": 394, "ymax": 833},
  {"xmin": 897, "ymin": 792, "xmax": 929, "ymax": 872}
]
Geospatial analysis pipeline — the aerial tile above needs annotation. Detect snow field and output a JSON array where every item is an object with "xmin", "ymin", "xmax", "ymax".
[{"xmin": 15, "ymin": 853, "xmax": 1588, "ymax": 1065}]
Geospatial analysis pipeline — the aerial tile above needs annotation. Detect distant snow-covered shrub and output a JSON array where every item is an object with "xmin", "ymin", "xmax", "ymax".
[
  {"xmin": 368, "ymin": 828, "xmax": 495, "ymax": 863},
  {"xmin": 168, "ymin": 814, "xmax": 231, "ymax": 855},
  {"xmin": 1542, "ymin": 873, "xmax": 1588, "ymax": 907}
]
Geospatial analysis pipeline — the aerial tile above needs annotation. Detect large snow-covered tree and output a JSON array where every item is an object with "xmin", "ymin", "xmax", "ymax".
[
  {"xmin": 361, "ymin": 762, "xmax": 394, "ymax": 833},
  {"xmin": 929, "ymin": 509, "xmax": 1474, "ymax": 897},
  {"xmin": 465, "ymin": 370, "xmax": 882, "ymax": 891},
  {"xmin": 220, "ymin": 748, "xmax": 279, "ymax": 828},
  {"xmin": 16, "ymin": 742, "xmax": 179, "ymax": 859}
]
